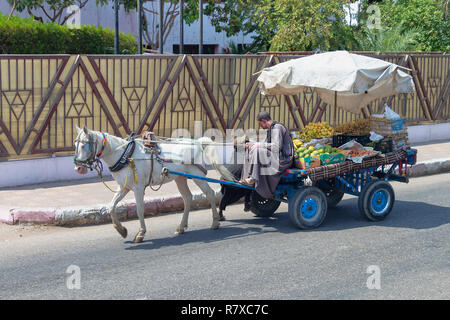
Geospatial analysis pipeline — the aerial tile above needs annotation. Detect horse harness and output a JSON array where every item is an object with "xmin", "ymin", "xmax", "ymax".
[
  {"xmin": 141, "ymin": 132, "xmax": 208, "ymax": 188},
  {"xmin": 75, "ymin": 130, "xmax": 207, "ymax": 193},
  {"xmin": 74, "ymin": 132, "xmax": 142, "ymax": 193},
  {"xmin": 142, "ymin": 131, "xmax": 168, "ymax": 191}
]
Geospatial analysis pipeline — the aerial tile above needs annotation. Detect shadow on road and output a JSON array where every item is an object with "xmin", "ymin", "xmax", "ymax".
[
  {"xmin": 125, "ymin": 198, "xmax": 449, "ymax": 251},
  {"xmin": 320, "ymin": 198, "xmax": 450, "ymax": 232}
]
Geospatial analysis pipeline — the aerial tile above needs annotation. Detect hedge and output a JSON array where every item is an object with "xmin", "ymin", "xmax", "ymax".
[{"xmin": 0, "ymin": 14, "xmax": 138, "ymax": 54}]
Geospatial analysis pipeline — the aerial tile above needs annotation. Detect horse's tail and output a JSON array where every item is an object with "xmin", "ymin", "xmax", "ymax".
[{"xmin": 197, "ymin": 137, "xmax": 237, "ymax": 182}]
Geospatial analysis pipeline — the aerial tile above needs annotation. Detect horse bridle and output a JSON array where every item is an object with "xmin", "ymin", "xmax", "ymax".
[{"xmin": 74, "ymin": 132, "xmax": 107, "ymax": 170}]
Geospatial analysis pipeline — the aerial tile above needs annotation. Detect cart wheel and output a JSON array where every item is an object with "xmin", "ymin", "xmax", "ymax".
[
  {"xmin": 314, "ymin": 182, "xmax": 344, "ymax": 208},
  {"xmin": 358, "ymin": 180, "xmax": 395, "ymax": 221},
  {"xmin": 250, "ymin": 191, "xmax": 281, "ymax": 218},
  {"xmin": 288, "ymin": 187, "xmax": 327, "ymax": 229}
]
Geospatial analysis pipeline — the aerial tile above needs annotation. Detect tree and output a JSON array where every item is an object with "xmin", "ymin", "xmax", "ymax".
[
  {"xmin": 204, "ymin": 0, "xmax": 360, "ymax": 53},
  {"xmin": 268, "ymin": 0, "xmax": 351, "ymax": 52},
  {"xmin": 357, "ymin": 0, "xmax": 450, "ymax": 52},
  {"xmin": 7, "ymin": 0, "xmax": 108, "ymax": 25},
  {"xmin": 443, "ymin": 0, "xmax": 449, "ymax": 20},
  {"xmin": 120, "ymin": 0, "xmax": 212, "ymax": 51},
  {"xmin": 354, "ymin": 24, "xmax": 421, "ymax": 53}
]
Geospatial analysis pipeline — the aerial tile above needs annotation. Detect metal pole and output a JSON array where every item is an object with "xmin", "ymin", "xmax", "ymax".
[
  {"xmin": 334, "ymin": 90, "xmax": 337, "ymax": 127},
  {"xmin": 199, "ymin": 0, "xmax": 203, "ymax": 54},
  {"xmin": 179, "ymin": 0, "xmax": 184, "ymax": 54},
  {"xmin": 137, "ymin": 0, "xmax": 143, "ymax": 54},
  {"xmin": 159, "ymin": 0, "xmax": 164, "ymax": 54},
  {"xmin": 114, "ymin": 0, "xmax": 119, "ymax": 54}
]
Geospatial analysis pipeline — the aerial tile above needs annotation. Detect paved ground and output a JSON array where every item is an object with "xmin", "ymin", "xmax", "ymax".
[{"xmin": 1, "ymin": 173, "xmax": 448, "ymax": 300}]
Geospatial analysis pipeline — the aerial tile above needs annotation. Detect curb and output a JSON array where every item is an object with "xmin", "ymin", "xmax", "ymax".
[
  {"xmin": 407, "ymin": 158, "xmax": 450, "ymax": 177},
  {"xmin": 1, "ymin": 159, "xmax": 449, "ymax": 227}
]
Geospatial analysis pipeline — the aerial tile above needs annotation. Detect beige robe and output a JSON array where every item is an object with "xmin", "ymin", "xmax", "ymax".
[{"xmin": 242, "ymin": 123, "xmax": 294, "ymax": 199}]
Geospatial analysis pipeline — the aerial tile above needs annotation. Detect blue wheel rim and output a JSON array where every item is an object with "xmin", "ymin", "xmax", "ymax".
[
  {"xmin": 371, "ymin": 189, "xmax": 390, "ymax": 214},
  {"xmin": 301, "ymin": 197, "xmax": 318, "ymax": 219}
]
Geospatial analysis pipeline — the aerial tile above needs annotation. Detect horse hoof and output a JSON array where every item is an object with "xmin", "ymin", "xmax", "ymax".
[
  {"xmin": 115, "ymin": 226, "xmax": 127, "ymax": 239},
  {"xmin": 175, "ymin": 228, "xmax": 185, "ymax": 235},
  {"xmin": 134, "ymin": 235, "xmax": 144, "ymax": 243},
  {"xmin": 211, "ymin": 223, "xmax": 220, "ymax": 230},
  {"xmin": 219, "ymin": 215, "xmax": 226, "ymax": 221}
]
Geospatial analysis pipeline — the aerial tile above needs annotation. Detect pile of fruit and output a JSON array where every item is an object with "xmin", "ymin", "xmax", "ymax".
[
  {"xmin": 292, "ymin": 138, "xmax": 303, "ymax": 150},
  {"xmin": 294, "ymin": 144, "xmax": 345, "ymax": 169},
  {"xmin": 297, "ymin": 122, "xmax": 334, "ymax": 143},
  {"xmin": 348, "ymin": 149, "xmax": 377, "ymax": 157},
  {"xmin": 296, "ymin": 144, "xmax": 339, "ymax": 159},
  {"xmin": 335, "ymin": 119, "xmax": 370, "ymax": 135}
]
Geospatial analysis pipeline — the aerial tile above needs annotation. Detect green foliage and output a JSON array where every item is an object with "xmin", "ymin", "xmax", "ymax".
[
  {"xmin": 268, "ymin": 0, "xmax": 349, "ymax": 52},
  {"xmin": 205, "ymin": 0, "xmax": 359, "ymax": 52},
  {"xmin": 205, "ymin": 0, "xmax": 449, "ymax": 53},
  {"xmin": 358, "ymin": 0, "xmax": 450, "ymax": 52},
  {"xmin": 354, "ymin": 24, "xmax": 421, "ymax": 53},
  {"xmin": 0, "ymin": 13, "xmax": 138, "ymax": 54}
]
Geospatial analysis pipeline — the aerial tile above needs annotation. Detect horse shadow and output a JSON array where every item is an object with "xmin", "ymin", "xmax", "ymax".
[{"xmin": 125, "ymin": 198, "xmax": 449, "ymax": 251}]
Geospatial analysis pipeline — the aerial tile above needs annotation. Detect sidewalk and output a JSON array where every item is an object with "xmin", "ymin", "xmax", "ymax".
[{"xmin": 1, "ymin": 140, "xmax": 449, "ymax": 226}]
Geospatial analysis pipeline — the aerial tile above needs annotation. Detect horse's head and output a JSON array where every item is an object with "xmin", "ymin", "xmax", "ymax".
[{"xmin": 74, "ymin": 126, "xmax": 99, "ymax": 174}]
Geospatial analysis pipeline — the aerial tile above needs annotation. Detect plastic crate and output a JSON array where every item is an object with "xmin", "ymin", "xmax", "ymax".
[
  {"xmin": 332, "ymin": 134, "xmax": 371, "ymax": 148},
  {"xmin": 373, "ymin": 139, "xmax": 393, "ymax": 153}
]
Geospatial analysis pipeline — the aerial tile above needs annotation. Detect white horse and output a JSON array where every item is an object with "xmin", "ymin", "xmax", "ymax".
[{"xmin": 73, "ymin": 126, "xmax": 236, "ymax": 243}]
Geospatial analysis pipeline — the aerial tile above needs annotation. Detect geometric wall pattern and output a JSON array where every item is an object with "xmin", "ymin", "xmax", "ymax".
[{"xmin": 0, "ymin": 53, "xmax": 448, "ymax": 160}]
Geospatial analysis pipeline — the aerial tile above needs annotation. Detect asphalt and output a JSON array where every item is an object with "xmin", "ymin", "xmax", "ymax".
[
  {"xmin": 1, "ymin": 173, "xmax": 449, "ymax": 299},
  {"xmin": 0, "ymin": 140, "xmax": 449, "ymax": 226}
]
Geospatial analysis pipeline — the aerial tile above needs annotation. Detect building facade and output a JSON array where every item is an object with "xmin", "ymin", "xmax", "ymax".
[{"xmin": 0, "ymin": 0, "xmax": 254, "ymax": 54}]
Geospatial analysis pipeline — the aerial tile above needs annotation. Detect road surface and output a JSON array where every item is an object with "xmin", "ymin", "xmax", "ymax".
[{"xmin": 0, "ymin": 173, "xmax": 449, "ymax": 300}]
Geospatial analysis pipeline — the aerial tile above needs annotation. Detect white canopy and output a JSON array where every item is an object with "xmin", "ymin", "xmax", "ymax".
[{"xmin": 257, "ymin": 51, "xmax": 415, "ymax": 114}]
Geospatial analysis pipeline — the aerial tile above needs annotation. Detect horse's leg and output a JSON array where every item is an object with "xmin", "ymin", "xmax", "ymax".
[
  {"xmin": 133, "ymin": 186, "xmax": 147, "ymax": 243},
  {"xmin": 174, "ymin": 176, "xmax": 192, "ymax": 235},
  {"xmin": 193, "ymin": 179, "xmax": 220, "ymax": 230},
  {"xmin": 109, "ymin": 188, "xmax": 130, "ymax": 238}
]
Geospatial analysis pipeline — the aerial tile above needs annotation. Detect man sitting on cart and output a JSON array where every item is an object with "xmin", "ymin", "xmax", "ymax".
[{"xmin": 239, "ymin": 110, "xmax": 294, "ymax": 199}]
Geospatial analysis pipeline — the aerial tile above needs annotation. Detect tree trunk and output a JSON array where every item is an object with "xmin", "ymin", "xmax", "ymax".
[{"xmin": 8, "ymin": 0, "xmax": 17, "ymax": 20}]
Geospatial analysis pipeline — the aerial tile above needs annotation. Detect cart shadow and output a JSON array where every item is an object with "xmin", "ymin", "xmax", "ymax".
[
  {"xmin": 227, "ymin": 198, "xmax": 450, "ymax": 233},
  {"xmin": 125, "ymin": 199, "xmax": 449, "ymax": 251},
  {"xmin": 124, "ymin": 214, "xmax": 296, "ymax": 251},
  {"xmin": 315, "ymin": 198, "xmax": 450, "ymax": 232}
]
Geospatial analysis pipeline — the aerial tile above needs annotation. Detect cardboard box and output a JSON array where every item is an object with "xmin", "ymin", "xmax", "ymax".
[
  {"xmin": 320, "ymin": 153, "xmax": 345, "ymax": 165},
  {"xmin": 295, "ymin": 156, "xmax": 321, "ymax": 169}
]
